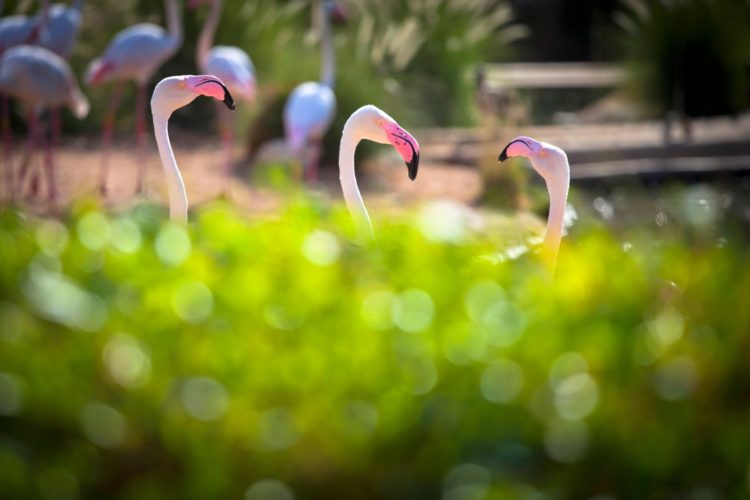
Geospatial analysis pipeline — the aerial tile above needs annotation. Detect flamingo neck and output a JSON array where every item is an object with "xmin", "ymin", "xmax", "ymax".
[
  {"xmin": 197, "ymin": 0, "xmax": 222, "ymax": 70},
  {"xmin": 165, "ymin": 0, "xmax": 182, "ymax": 47},
  {"xmin": 320, "ymin": 2, "xmax": 334, "ymax": 89},
  {"xmin": 152, "ymin": 110, "xmax": 188, "ymax": 222},
  {"xmin": 339, "ymin": 120, "xmax": 375, "ymax": 242},
  {"xmin": 542, "ymin": 175, "xmax": 569, "ymax": 269}
]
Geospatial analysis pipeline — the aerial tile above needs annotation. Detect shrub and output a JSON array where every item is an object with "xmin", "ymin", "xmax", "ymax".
[
  {"xmin": 0, "ymin": 198, "xmax": 749, "ymax": 498},
  {"xmin": 616, "ymin": 0, "xmax": 750, "ymax": 118}
]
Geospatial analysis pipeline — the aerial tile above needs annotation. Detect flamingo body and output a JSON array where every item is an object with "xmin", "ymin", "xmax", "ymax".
[
  {"xmin": 201, "ymin": 45, "xmax": 255, "ymax": 101},
  {"xmin": 0, "ymin": 16, "xmax": 36, "ymax": 52},
  {"xmin": 0, "ymin": 45, "xmax": 87, "ymax": 116},
  {"xmin": 86, "ymin": 24, "xmax": 179, "ymax": 85},
  {"xmin": 0, "ymin": 44, "xmax": 88, "ymax": 205},
  {"xmin": 0, "ymin": 0, "xmax": 51, "ymax": 52},
  {"xmin": 37, "ymin": 2, "xmax": 82, "ymax": 59},
  {"xmin": 284, "ymin": 81, "xmax": 335, "ymax": 151}
]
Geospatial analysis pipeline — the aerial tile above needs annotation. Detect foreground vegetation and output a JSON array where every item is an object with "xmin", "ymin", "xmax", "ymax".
[{"xmin": 0, "ymin": 197, "xmax": 749, "ymax": 499}]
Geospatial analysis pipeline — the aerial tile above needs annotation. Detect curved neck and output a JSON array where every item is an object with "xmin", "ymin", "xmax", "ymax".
[
  {"xmin": 164, "ymin": 0, "xmax": 182, "ymax": 46},
  {"xmin": 197, "ymin": 0, "xmax": 222, "ymax": 69},
  {"xmin": 319, "ymin": 2, "xmax": 334, "ymax": 88},
  {"xmin": 542, "ymin": 176, "xmax": 569, "ymax": 270},
  {"xmin": 153, "ymin": 110, "xmax": 188, "ymax": 222},
  {"xmin": 339, "ymin": 122, "xmax": 375, "ymax": 242}
]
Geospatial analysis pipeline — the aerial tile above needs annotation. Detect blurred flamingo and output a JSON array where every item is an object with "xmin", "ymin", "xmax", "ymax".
[
  {"xmin": 151, "ymin": 74, "xmax": 234, "ymax": 222},
  {"xmin": 22, "ymin": 0, "xmax": 84, "ymax": 199},
  {"xmin": 283, "ymin": 0, "xmax": 343, "ymax": 182},
  {"xmin": 189, "ymin": 0, "xmax": 255, "ymax": 189},
  {"xmin": 498, "ymin": 136, "xmax": 571, "ymax": 269},
  {"xmin": 339, "ymin": 105, "xmax": 419, "ymax": 241},
  {"xmin": 86, "ymin": 0, "xmax": 182, "ymax": 196},
  {"xmin": 37, "ymin": 0, "xmax": 83, "ymax": 59},
  {"xmin": 0, "ymin": 44, "xmax": 89, "ymax": 207},
  {"xmin": 0, "ymin": 0, "xmax": 50, "ymax": 202},
  {"xmin": 0, "ymin": 0, "xmax": 49, "ymax": 52}
]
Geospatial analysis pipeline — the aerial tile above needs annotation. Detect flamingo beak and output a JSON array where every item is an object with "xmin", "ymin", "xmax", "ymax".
[
  {"xmin": 498, "ymin": 138, "xmax": 533, "ymax": 162},
  {"xmin": 407, "ymin": 153, "xmax": 419, "ymax": 181},
  {"xmin": 189, "ymin": 76, "xmax": 236, "ymax": 110},
  {"xmin": 222, "ymin": 87, "xmax": 236, "ymax": 111},
  {"xmin": 382, "ymin": 122, "xmax": 419, "ymax": 181}
]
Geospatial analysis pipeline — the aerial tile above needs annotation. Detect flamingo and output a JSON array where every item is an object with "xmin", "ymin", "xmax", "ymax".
[
  {"xmin": 283, "ymin": 0, "xmax": 339, "ymax": 182},
  {"xmin": 498, "ymin": 136, "xmax": 570, "ymax": 269},
  {"xmin": 19, "ymin": 0, "xmax": 84, "ymax": 199},
  {"xmin": 339, "ymin": 105, "xmax": 420, "ymax": 241},
  {"xmin": 189, "ymin": 0, "xmax": 256, "ymax": 186},
  {"xmin": 0, "ymin": 0, "xmax": 49, "ymax": 52},
  {"xmin": 0, "ymin": 0, "xmax": 49, "ymax": 202},
  {"xmin": 151, "ymin": 75, "xmax": 235, "ymax": 222},
  {"xmin": 0, "ymin": 44, "xmax": 89, "ymax": 207},
  {"xmin": 37, "ymin": 0, "xmax": 83, "ymax": 60},
  {"xmin": 86, "ymin": 0, "xmax": 182, "ymax": 196}
]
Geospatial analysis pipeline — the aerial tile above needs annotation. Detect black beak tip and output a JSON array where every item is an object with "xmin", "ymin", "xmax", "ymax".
[
  {"xmin": 224, "ymin": 94, "xmax": 235, "ymax": 111},
  {"xmin": 498, "ymin": 145, "xmax": 510, "ymax": 162},
  {"xmin": 407, "ymin": 153, "xmax": 419, "ymax": 181}
]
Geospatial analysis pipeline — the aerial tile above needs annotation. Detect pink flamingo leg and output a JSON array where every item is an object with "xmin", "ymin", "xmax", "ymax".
[
  {"xmin": 135, "ymin": 83, "xmax": 148, "ymax": 193},
  {"xmin": 97, "ymin": 81, "xmax": 125, "ymax": 196},
  {"xmin": 305, "ymin": 141, "xmax": 321, "ymax": 183},
  {"xmin": 16, "ymin": 109, "xmax": 38, "ymax": 198},
  {"xmin": 1, "ymin": 96, "xmax": 12, "ymax": 203},
  {"xmin": 43, "ymin": 110, "xmax": 57, "ymax": 211}
]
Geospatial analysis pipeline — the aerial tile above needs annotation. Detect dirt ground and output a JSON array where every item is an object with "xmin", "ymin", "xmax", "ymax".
[{"xmin": 0, "ymin": 133, "xmax": 485, "ymax": 218}]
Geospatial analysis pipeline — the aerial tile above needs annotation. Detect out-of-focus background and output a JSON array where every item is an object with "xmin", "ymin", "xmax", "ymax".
[
  {"xmin": 2, "ymin": 1, "xmax": 750, "ymax": 499},
  {"xmin": 2, "ymin": 0, "xmax": 749, "ymax": 216}
]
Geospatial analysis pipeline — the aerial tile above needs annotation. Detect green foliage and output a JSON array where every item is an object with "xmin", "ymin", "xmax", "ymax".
[
  {"xmin": 616, "ymin": 0, "xmax": 750, "ymax": 117},
  {"xmin": 0, "ymin": 195, "xmax": 749, "ymax": 499}
]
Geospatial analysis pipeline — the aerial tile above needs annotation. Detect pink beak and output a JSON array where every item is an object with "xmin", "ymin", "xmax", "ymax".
[
  {"xmin": 498, "ymin": 136, "xmax": 537, "ymax": 161},
  {"xmin": 185, "ymin": 75, "xmax": 235, "ymax": 110},
  {"xmin": 382, "ymin": 121, "xmax": 420, "ymax": 181}
]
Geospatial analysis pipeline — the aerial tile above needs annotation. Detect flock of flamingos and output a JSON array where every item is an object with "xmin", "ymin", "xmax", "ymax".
[{"xmin": 0, "ymin": 0, "xmax": 571, "ymax": 265}]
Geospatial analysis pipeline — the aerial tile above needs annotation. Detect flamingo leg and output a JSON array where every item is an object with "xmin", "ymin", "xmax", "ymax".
[
  {"xmin": 1, "ymin": 95, "xmax": 12, "ymax": 203},
  {"xmin": 43, "ymin": 110, "xmax": 57, "ymax": 211},
  {"xmin": 16, "ymin": 108, "xmax": 39, "ymax": 198},
  {"xmin": 304, "ymin": 141, "xmax": 322, "ymax": 183},
  {"xmin": 135, "ymin": 83, "xmax": 148, "ymax": 194},
  {"xmin": 97, "ymin": 80, "xmax": 125, "ymax": 196}
]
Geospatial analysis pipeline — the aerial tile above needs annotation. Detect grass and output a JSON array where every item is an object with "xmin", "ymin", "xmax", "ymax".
[{"xmin": 0, "ymin": 195, "xmax": 749, "ymax": 499}]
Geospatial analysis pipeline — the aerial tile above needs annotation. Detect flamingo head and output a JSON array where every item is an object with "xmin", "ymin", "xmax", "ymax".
[
  {"xmin": 498, "ymin": 136, "xmax": 569, "ymax": 183},
  {"xmin": 85, "ymin": 58, "xmax": 113, "ymax": 86},
  {"xmin": 351, "ymin": 105, "xmax": 420, "ymax": 181},
  {"xmin": 151, "ymin": 75, "xmax": 235, "ymax": 115}
]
